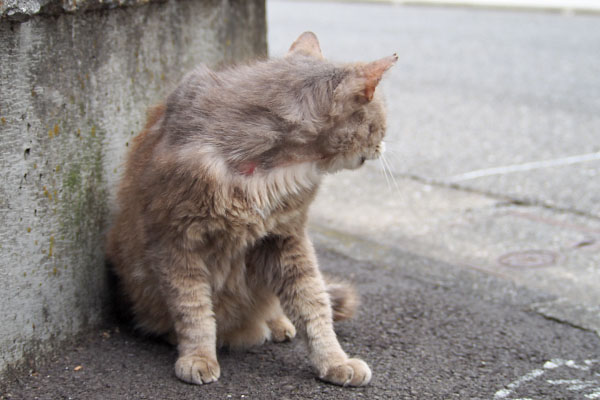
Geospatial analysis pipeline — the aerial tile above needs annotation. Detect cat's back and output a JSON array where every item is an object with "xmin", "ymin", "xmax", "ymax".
[{"xmin": 106, "ymin": 103, "xmax": 166, "ymax": 266}]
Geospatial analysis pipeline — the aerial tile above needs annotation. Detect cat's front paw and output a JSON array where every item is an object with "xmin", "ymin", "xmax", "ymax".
[
  {"xmin": 320, "ymin": 358, "xmax": 372, "ymax": 387},
  {"xmin": 175, "ymin": 355, "xmax": 220, "ymax": 385}
]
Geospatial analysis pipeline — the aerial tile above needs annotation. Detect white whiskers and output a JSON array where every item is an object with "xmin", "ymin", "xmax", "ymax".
[
  {"xmin": 381, "ymin": 153, "xmax": 401, "ymax": 192},
  {"xmin": 378, "ymin": 157, "xmax": 392, "ymax": 190}
]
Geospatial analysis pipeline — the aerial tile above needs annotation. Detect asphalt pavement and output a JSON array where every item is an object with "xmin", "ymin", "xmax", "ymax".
[
  {"xmin": 3, "ymin": 248, "xmax": 600, "ymax": 399},
  {"xmin": 3, "ymin": 1, "xmax": 600, "ymax": 399}
]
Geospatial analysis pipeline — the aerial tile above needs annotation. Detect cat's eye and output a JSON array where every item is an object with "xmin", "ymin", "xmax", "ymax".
[
  {"xmin": 352, "ymin": 110, "xmax": 365, "ymax": 123},
  {"xmin": 368, "ymin": 124, "xmax": 376, "ymax": 139}
]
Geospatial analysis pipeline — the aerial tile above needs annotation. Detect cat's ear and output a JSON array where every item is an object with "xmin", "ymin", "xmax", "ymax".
[
  {"xmin": 287, "ymin": 31, "xmax": 324, "ymax": 59},
  {"xmin": 359, "ymin": 54, "xmax": 398, "ymax": 102},
  {"xmin": 331, "ymin": 54, "xmax": 397, "ymax": 116}
]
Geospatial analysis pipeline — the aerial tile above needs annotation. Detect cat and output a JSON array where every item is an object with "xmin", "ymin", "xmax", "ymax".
[{"xmin": 106, "ymin": 31, "xmax": 396, "ymax": 387}]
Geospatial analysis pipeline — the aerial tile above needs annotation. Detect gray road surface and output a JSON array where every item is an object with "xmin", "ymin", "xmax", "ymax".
[{"xmin": 3, "ymin": 248, "xmax": 600, "ymax": 399}]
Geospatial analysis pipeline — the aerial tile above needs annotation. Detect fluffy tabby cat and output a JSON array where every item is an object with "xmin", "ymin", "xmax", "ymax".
[{"xmin": 106, "ymin": 32, "xmax": 396, "ymax": 387}]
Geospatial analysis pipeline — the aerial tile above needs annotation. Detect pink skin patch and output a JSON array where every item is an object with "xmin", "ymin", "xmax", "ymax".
[
  {"xmin": 239, "ymin": 162, "xmax": 257, "ymax": 176},
  {"xmin": 238, "ymin": 155, "xmax": 331, "ymax": 176}
]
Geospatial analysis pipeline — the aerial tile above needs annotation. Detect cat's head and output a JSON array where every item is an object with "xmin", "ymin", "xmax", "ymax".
[
  {"xmin": 172, "ymin": 32, "xmax": 396, "ymax": 180},
  {"xmin": 276, "ymin": 32, "xmax": 397, "ymax": 174}
]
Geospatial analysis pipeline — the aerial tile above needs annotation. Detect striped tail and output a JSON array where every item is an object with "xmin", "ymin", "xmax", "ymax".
[{"xmin": 325, "ymin": 277, "xmax": 359, "ymax": 322}]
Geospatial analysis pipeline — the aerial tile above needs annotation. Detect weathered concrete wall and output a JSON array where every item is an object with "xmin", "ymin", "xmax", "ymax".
[{"xmin": 0, "ymin": 0, "xmax": 266, "ymax": 377}]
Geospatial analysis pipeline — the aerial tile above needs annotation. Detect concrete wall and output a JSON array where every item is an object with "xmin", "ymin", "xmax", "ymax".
[{"xmin": 0, "ymin": 0, "xmax": 266, "ymax": 377}]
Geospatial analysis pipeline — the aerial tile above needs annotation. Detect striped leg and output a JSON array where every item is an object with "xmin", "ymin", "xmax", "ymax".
[
  {"xmin": 272, "ymin": 232, "xmax": 371, "ymax": 387},
  {"xmin": 161, "ymin": 258, "xmax": 220, "ymax": 385}
]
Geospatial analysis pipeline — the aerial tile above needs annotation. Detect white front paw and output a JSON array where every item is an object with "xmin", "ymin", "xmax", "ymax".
[
  {"xmin": 175, "ymin": 355, "xmax": 220, "ymax": 385},
  {"xmin": 320, "ymin": 358, "xmax": 372, "ymax": 387}
]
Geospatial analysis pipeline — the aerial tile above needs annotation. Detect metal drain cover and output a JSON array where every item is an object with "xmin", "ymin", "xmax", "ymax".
[{"xmin": 498, "ymin": 250, "xmax": 557, "ymax": 268}]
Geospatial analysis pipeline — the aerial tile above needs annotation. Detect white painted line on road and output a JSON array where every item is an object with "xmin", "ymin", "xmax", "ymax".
[
  {"xmin": 586, "ymin": 390, "xmax": 600, "ymax": 399},
  {"xmin": 446, "ymin": 152, "xmax": 600, "ymax": 183},
  {"xmin": 494, "ymin": 369, "xmax": 545, "ymax": 399},
  {"xmin": 547, "ymin": 379, "xmax": 597, "ymax": 391},
  {"xmin": 543, "ymin": 359, "xmax": 564, "ymax": 369},
  {"xmin": 494, "ymin": 359, "xmax": 600, "ymax": 399},
  {"xmin": 566, "ymin": 359, "xmax": 592, "ymax": 371}
]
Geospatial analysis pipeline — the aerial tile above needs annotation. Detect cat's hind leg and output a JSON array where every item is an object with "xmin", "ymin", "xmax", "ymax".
[
  {"xmin": 220, "ymin": 319, "xmax": 271, "ymax": 349},
  {"xmin": 266, "ymin": 299, "xmax": 296, "ymax": 343},
  {"xmin": 220, "ymin": 295, "xmax": 295, "ymax": 348},
  {"xmin": 267, "ymin": 315, "xmax": 296, "ymax": 343}
]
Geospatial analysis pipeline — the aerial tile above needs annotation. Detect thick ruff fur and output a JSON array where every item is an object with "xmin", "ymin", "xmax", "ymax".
[{"xmin": 106, "ymin": 32, "xmax": 396, "ymax": 387}]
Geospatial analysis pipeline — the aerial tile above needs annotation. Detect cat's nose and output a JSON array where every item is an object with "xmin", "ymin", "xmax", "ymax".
[{"xmin": 360, "ymin": 156, "xmax": 366, "ymax": 165}]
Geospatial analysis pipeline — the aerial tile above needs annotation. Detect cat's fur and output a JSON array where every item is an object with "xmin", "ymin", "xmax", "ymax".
[{"xmin": 106, "ymin": 32, "xmax": 396, "ymax": 387}]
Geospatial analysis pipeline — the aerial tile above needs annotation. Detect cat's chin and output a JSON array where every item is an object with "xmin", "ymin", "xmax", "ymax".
[{"xmin": 319, "ymin": 156, "xmax": 368, "ymax": 174}]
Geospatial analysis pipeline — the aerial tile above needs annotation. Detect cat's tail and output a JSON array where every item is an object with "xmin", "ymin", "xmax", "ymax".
[{"xmin": 325, "ymin": 277, "xmax": 359, "ymax": 322}]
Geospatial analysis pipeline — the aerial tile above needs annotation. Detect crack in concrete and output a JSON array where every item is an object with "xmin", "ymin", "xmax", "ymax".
[
  {"xmin": 530, "ymin": 299, "xmax": 600, "ymax": 338},
  {"xmin": 395, "ymin": 172, "xmax": 600, "ymax": 222}
]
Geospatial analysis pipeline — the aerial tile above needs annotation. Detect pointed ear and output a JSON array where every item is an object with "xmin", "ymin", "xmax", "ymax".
[
  {"xmin": 287, "ymin": 31, "xmax": 324, "ymax": 59},
  {"xmin": 360, "ymin": 54, "xmax": 398, "ymax": 102}
]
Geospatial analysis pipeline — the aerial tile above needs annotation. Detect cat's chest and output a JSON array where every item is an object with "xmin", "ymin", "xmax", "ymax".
[
  {"xmin": 180, "ymin": 178, "xmax": 317, "ymax": 253},
  {"xmin": 197, "ymin": 201, "xmax": 303, "ymax": 283},
  {"xmin": 224, "ymin": 184, "xmax": 315, "ymax": 239},
  {"xmin": 236, "ymin": 199, "xmax": 306, "ymax": 241}
]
